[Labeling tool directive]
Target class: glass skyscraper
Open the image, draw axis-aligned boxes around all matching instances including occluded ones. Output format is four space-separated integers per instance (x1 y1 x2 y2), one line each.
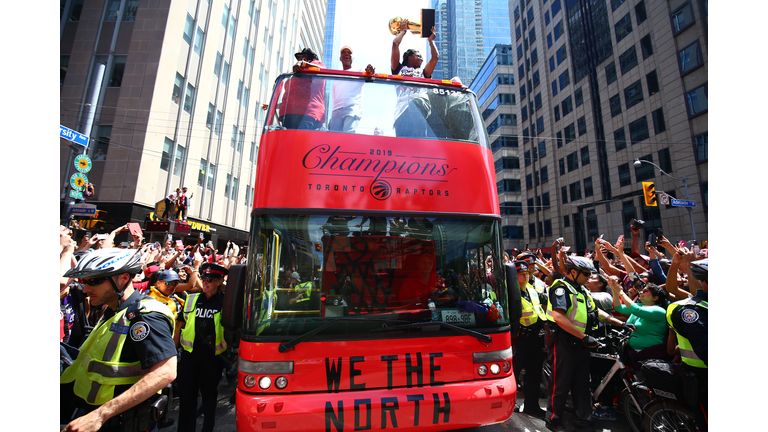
431 0 512 85
323 0 339 69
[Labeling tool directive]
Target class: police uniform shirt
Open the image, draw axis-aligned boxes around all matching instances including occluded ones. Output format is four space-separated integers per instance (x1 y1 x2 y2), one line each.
521 285 547 330
63 290 176 409
548 278 594 328
670 290 708 366
192 291 224 353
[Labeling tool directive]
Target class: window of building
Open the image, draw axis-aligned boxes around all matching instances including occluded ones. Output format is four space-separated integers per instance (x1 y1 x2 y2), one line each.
215 110 223 136
105 0 120 21
635 1 647 24
523 127 530 143
183 83 195 113
547 33 553 48
498 74 515 85
526 174 533 190
561 186 568 203
581 146 590 165
108 56 126 87
222 61 230 86
205 162 218 192
250 141 257 162
622 200 636 237
562 95 573 116
694 132 708 163
491 136 519 151
519 83 527 100
550 56 556 72
552 0 561 17
528 7 535 22
570 181 582 201
173 143 185 177
634 154 655 181
517 43 524 61
538 141 547 158
194 27 205 55
224 174 232 198
222 3 230 27
640 34 654 59
552 79 558 97
556 45 568 65
519 64 525 79
658 147 673 173
542 192 551 209
554 105 561 121
503 225 525 239
559 70 570 90
624 80 643 109
497 179 522 192
541 166 549 183
534 93 542 110
206 103 214 130
652 108 666 134
229 15 237 39
67 0 84 21
532 70 540 88
529 223 537 238
231 126 238 149
685 84 708 117
172 73 183 104
231 177 239 201
556 131 563 148
92 125 111 157
671 2 695 35
501 202 523 215
521 105 528 122
614 128 627 151
610 94 622 117
214 52 222 76
620 46 638 75
586 210 598 240
575 87 583 107
646 70 660 95
545 10 551 25
183 14 194 44
700 181 708 210
536 116 545 134
629 117 649 144
679 40 703 75
611 0 627 12
544 219 553 236
564 123 576 143
615 13 632 43
564 214 570 227
618 163 631 186
161 139 172 172
584 177 594 197
531 48 539 65
516 24 522 40
578 116 587 136
198 159 208 187
606 62 617 85
567 151 579 172
514 4 520 21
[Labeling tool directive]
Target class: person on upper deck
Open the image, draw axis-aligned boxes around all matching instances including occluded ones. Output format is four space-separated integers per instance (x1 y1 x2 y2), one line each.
329 45 375 134
278 48 326 130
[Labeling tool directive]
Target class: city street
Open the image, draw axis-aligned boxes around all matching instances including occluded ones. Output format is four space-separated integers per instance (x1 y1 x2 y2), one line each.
165 378 633 432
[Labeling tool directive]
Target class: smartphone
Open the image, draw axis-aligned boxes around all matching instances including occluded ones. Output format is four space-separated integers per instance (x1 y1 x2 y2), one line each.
648 233 657 248
120 242 130 248
86 231 92 238
153 242 161 249
176 240 184 249
126 222 143 238
199 232 205 240
678 240 687 248
693 245 701 255
167 234 173 241
96 233 108 240
618 234 625 243
599 234 604 239
561 246 571 252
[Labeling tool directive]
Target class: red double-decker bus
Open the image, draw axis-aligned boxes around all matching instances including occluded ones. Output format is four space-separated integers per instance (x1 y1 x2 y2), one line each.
223 66 523 432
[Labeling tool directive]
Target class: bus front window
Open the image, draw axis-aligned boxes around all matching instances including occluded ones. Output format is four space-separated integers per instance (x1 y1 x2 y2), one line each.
243 214 508 338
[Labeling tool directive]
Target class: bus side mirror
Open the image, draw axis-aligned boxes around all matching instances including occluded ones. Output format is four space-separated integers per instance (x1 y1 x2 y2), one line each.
504 263 522 335
222 264 247 347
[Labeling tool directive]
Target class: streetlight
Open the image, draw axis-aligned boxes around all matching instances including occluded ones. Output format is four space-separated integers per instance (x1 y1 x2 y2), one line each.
633 158 696 241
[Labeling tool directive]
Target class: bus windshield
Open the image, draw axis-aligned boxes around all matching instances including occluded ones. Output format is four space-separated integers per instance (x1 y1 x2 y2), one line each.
243 214 509 338
266 73 485 145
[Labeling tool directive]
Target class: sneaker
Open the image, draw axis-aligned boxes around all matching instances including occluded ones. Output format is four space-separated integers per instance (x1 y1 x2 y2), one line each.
592 407 617 421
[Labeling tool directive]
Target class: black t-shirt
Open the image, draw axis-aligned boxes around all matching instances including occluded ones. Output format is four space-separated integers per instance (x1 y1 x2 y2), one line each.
192 291 224 353
63 290 176 411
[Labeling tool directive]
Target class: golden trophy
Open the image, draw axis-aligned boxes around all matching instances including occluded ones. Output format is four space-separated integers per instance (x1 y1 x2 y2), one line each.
388 16 422 35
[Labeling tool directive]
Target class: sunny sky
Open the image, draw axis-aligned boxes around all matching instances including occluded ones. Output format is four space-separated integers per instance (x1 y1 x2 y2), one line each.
332 0 431 74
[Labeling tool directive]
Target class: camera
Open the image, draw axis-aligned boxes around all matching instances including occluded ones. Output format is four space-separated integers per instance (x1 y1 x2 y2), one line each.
630 218 645 230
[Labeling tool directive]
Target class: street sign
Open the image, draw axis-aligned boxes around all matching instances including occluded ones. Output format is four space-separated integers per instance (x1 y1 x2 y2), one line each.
75 154 92 173
60 125 90 148
659 193 670 205
671 199 696 207
71 203 97 216
69 190 84 200
70 173 88 191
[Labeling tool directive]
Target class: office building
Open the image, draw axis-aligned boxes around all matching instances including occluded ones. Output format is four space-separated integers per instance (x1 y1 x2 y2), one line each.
59 0 326 245
469 44 524 253
431 0 512 85
322 0 340 69
504 0 707 252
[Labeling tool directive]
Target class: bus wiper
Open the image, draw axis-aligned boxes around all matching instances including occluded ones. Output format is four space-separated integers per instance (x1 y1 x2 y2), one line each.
278 317 409 353
370 321 492 344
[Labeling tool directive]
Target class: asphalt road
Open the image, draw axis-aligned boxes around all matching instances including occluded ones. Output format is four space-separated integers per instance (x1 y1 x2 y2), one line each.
163 379 634 432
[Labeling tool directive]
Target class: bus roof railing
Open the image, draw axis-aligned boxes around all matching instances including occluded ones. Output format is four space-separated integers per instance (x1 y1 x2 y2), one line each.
290 66 468 89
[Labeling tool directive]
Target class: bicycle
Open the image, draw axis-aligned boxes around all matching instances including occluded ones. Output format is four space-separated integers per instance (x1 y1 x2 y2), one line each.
636 359 703 432
541 328 650 432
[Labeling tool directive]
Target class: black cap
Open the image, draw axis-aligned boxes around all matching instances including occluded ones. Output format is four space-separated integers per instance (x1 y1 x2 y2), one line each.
294 47 319 61
200 263 229 279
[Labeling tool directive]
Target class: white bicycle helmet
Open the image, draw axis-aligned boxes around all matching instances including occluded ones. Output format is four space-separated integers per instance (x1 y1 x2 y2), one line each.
690 258 707 282
63 248 143 279
563 255 596 273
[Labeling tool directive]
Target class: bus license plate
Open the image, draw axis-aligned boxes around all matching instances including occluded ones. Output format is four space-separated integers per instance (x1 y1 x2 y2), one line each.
441 309 475 326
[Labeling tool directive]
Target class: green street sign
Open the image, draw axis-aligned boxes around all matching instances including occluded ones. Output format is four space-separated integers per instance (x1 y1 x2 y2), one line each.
75 155 92 173
70 190 84 200
70 173 88 191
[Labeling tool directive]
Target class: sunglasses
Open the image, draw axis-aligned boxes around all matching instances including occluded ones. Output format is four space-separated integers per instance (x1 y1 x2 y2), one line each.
80 277 109 286
165 281 179 287
580 270 592 277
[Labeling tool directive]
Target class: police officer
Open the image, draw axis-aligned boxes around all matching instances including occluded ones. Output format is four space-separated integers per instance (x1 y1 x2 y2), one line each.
512 260 548 418
667 258 707 431
288 272 318 310
177 263 229 432
60 249 177 432
517 251 548 294
544 256 632 431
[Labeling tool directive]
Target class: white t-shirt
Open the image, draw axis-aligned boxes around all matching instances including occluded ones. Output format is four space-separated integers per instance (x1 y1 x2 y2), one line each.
332 67 365 117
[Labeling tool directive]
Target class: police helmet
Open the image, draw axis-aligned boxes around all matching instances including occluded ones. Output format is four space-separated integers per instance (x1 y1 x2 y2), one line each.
63 248 143 279
690 258 707 282
563 255 596 273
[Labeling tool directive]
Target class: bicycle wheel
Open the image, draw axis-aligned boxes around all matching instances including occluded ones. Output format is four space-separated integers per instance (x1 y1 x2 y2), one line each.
644 400 698 432
620 387 650 432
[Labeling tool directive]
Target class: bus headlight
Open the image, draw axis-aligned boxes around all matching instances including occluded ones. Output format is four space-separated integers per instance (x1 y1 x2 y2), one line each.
243 375 256 388
490 363 501 375
259 376 272 390
478 365 488 376
275 376 288 389
502 361 511 373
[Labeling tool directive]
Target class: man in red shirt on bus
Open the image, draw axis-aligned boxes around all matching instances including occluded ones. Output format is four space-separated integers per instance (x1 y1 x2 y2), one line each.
278 48 326 130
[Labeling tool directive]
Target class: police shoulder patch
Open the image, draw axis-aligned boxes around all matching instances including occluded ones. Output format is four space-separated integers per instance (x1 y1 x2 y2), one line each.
554 287 565 296
681 309 699 324
130 321 151 341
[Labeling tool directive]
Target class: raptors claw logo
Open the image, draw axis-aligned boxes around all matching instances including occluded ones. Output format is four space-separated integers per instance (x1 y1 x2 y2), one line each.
370 180 392 201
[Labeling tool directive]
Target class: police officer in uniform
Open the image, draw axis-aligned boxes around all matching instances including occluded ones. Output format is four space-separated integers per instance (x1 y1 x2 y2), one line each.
60 249 177 432
544 256 632 431
517 251 548 294
288 272 318 311
667 258 707 431
512 260 548 418
147 269 187 347
177 263 229 432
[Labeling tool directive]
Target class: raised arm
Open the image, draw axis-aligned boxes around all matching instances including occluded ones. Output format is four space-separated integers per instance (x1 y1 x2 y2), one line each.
595 238 623 276
666 248 691 300
391 19 409 72
645 242 667 284
423 27 439 79
630 224 642 256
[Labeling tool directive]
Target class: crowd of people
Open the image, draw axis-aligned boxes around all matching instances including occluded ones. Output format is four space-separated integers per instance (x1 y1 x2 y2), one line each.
59 224 246 432
507 222 708 432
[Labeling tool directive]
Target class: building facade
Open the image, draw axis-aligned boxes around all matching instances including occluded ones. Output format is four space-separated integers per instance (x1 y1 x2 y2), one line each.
431 0 512 85
468 44 524 253
322 0 339 69
60 0 326 245
505 0 707 252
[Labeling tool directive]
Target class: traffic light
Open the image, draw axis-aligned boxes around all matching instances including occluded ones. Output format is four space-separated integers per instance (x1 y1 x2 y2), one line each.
642 182 657 206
